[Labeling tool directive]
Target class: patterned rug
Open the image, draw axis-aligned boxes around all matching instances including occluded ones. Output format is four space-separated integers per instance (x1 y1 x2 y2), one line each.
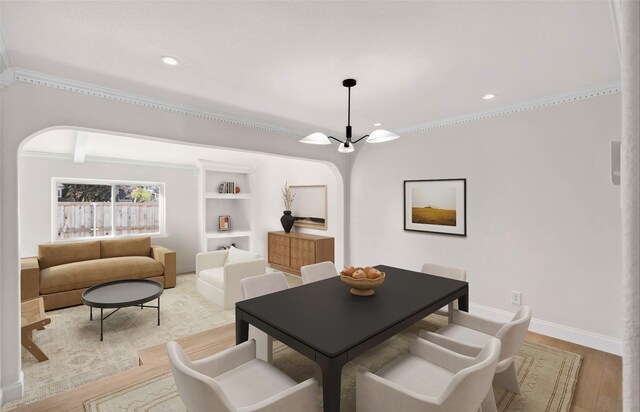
3 274 235 411
83 317 581 412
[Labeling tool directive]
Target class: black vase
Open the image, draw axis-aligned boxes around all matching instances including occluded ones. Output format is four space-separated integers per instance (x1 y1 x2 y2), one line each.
280 210 294 233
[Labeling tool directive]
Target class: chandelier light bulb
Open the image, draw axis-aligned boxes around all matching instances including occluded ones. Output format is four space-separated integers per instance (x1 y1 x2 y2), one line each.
338 142 354 153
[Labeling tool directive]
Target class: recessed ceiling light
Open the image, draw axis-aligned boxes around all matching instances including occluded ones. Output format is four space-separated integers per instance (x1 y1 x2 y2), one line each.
161 56 179 66
482 93 496 100
373 123 383 126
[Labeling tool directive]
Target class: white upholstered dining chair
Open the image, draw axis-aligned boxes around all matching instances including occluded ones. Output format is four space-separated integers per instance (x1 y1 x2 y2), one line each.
240 271 288 363
356 336 501 412
421 262 467 322
421 305 532 401
167 339 318 412
300 261 339 284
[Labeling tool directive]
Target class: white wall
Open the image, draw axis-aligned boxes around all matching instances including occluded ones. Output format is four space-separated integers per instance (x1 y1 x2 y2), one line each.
18 155 199 273
350 93 623 351
252 156 344 268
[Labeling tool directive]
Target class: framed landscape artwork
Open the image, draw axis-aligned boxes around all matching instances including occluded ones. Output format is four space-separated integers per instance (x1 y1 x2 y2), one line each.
404 179 466 236
290 185 327 230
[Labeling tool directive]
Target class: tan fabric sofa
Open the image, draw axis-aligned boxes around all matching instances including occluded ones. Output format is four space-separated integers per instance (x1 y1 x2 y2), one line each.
21 236 176 310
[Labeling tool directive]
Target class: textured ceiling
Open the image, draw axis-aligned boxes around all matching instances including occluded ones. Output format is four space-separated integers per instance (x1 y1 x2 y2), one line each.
1 1 620 136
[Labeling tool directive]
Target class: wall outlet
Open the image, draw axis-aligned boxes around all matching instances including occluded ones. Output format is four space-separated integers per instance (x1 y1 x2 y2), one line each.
511 291 522 305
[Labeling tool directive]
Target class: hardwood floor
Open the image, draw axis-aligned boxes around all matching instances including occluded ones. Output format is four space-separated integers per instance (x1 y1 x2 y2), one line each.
13 325 622 412
525 331 622 412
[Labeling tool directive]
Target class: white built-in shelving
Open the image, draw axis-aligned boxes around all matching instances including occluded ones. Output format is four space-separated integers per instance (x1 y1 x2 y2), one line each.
198 160 254 252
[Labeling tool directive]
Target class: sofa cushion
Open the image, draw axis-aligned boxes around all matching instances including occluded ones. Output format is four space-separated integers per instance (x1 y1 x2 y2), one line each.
40 256 165 294
100 236 151 258
38 241 101 270
199 267 225 289
225 246 260 266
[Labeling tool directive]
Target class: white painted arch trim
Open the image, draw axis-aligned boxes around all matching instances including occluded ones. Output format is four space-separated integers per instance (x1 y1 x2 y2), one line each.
470 303 622 356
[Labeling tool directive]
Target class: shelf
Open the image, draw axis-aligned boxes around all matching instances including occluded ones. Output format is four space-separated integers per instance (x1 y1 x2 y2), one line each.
206 230 252 239
205 192 252 200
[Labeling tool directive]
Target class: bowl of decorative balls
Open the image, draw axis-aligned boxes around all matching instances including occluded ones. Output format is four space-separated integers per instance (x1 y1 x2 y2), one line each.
339 266 385 296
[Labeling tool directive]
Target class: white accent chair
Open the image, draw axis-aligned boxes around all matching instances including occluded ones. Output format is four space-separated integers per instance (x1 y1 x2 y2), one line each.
196 246 266 310
167 339 318 412
356 336 501 412
300 261 339 284
240 271 288 363
421 305 532 399
421 263 467 322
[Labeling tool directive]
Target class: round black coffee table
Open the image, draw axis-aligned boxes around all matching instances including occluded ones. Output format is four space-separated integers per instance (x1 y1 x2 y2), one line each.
82 279 163 341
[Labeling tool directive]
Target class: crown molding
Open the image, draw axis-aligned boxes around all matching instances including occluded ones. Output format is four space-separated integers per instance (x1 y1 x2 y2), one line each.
3 67 621 138
20 150 198 172
8 68 306 138
396 83 622 136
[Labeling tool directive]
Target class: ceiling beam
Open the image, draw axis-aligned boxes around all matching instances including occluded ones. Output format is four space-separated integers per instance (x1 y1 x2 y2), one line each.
73 131 89 163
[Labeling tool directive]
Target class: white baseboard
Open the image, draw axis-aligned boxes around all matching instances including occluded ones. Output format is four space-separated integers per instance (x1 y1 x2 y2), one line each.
177 265 195 274
469 303 622 356
1 371 24 405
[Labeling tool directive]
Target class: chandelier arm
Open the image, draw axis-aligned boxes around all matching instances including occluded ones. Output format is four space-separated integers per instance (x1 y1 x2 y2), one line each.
351 135 370 144
327 136 345 144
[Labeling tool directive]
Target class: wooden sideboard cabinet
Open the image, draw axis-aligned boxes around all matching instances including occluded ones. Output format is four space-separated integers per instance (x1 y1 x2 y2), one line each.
268 231 335 275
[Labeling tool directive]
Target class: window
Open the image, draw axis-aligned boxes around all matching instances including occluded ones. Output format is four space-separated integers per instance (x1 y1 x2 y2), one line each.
55 179 164 241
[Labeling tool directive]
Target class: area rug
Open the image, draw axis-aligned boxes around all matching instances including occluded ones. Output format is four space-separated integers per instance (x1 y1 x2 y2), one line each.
83 317 581 412
2 274 236 411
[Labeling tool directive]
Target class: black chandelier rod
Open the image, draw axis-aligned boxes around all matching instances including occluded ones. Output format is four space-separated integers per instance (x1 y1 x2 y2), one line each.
347 85 351 128
325 79 369 147
327 79 369 147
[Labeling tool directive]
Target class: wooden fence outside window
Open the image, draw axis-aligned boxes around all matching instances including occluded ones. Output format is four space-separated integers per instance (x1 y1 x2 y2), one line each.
56 202 160 239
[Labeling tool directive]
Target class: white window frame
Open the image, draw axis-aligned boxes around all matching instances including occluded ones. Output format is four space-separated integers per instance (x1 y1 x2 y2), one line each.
52 177 166 243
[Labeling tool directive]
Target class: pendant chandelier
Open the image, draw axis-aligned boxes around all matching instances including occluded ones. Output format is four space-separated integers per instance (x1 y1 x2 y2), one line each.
299 79 400 153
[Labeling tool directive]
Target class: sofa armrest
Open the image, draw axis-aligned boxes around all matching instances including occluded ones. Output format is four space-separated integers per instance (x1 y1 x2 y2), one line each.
151 246 176 288
21 257 41 301
223 259 267 310
196 250 229 276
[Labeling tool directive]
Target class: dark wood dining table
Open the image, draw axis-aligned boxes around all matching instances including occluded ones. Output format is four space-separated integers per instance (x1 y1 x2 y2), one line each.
235 264 469 412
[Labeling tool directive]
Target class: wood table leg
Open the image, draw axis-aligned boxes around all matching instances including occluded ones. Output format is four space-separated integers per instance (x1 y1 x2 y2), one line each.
458 288 469 312
317 353 347 412
236 308 249 344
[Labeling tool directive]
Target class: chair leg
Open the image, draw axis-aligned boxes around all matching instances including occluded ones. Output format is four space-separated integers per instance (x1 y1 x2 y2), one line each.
493 362 521 394
21 332 48 362
480 387 497 412
447 302 454 323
